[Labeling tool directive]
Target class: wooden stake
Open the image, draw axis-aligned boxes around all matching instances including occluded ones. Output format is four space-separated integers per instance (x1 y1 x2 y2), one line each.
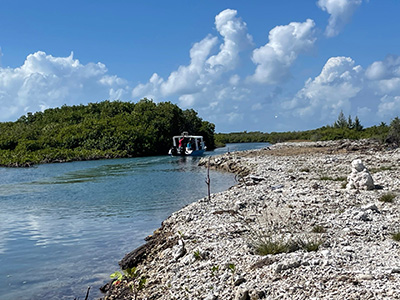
84 286 91 300
206 156 211 201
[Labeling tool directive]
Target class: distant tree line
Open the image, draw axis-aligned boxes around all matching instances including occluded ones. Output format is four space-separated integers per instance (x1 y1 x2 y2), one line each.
2 102 400 167
0 99 216 166
215 112 400 147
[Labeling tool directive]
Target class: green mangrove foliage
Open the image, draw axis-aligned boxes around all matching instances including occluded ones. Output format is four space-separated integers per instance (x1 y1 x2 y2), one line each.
0 99 216 166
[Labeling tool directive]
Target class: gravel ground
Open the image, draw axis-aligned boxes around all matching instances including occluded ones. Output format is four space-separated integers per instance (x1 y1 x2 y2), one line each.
101 139 400 300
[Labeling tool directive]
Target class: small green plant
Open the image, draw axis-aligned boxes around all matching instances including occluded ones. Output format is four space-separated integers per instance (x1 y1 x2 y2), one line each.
312 225 326 233
210 265 219 277
379 192 396 203
300 168 310 173
392 232 400 242
110 267 147 300
193 250 202 260
227 263 236 274
227 263 237 285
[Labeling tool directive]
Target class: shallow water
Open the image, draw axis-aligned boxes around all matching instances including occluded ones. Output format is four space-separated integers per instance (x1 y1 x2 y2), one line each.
0 143 269 299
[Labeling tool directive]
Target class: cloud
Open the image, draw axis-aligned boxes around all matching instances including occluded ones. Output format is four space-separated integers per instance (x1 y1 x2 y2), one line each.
249 19 316 84
160 35 219 96
132 9 252 104
284 54 400 128
132 73 164 100
378 95 400 118
317 0 363 37
206 9 253 72
285 56 363 120
0 51 130 121
365 55 400 95
364 55 400 118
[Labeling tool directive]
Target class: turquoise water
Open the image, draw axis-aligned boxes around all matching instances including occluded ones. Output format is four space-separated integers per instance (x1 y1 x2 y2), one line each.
0 143 269 299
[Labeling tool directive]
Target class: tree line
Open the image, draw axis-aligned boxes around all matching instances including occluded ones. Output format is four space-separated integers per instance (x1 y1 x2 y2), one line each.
0 99 215 166
215 112 400 147
1 103 399 167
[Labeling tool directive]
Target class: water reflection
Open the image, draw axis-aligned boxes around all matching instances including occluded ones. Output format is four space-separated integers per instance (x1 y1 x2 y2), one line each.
0 143 268 299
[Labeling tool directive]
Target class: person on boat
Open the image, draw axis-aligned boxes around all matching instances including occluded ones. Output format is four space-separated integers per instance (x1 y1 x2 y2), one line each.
178 137 186 155
178 137 184 148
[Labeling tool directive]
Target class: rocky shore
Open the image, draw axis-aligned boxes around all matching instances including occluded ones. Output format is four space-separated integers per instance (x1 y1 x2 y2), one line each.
101 139 400 299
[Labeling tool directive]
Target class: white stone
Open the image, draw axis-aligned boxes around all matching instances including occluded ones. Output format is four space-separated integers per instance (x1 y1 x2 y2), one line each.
346 159 375 190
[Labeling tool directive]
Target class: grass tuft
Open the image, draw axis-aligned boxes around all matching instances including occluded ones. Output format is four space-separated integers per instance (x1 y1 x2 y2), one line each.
379 192 396 203
370 166 393 173
254 239 299 256
392 232 400 242
254 236 323 255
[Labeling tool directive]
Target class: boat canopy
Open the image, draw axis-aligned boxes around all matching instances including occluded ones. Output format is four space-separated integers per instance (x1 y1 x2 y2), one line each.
169 132 206 155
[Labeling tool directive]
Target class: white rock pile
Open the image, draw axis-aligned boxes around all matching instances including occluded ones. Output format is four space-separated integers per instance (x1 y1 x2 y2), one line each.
346 159 375 190
101 140 400 300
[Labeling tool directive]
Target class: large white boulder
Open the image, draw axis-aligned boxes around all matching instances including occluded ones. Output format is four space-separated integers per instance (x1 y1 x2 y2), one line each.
346 159 375 190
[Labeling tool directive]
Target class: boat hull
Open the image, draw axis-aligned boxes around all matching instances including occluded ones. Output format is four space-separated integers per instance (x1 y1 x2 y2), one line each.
188 149 205 156
168 148 205 156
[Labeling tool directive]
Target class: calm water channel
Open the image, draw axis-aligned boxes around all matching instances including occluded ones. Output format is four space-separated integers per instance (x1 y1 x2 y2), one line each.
0 143 270 300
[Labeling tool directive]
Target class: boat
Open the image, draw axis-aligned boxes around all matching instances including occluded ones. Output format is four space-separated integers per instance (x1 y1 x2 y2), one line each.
168 132 206 156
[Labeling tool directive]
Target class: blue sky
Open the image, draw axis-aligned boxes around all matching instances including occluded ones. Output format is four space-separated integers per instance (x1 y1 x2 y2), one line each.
1 0 400 132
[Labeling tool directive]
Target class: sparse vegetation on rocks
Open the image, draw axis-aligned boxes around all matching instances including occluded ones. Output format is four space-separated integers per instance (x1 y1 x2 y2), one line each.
319 175 347 181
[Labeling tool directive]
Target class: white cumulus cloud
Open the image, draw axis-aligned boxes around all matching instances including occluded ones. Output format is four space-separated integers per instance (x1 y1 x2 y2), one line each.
365 55 400 118
0 51 130 121
206 9 253 72
160 35 218 96
285 56 363 120
249 19 316 84
378 95 400 118
317 0 363 37
365 55 400 95
284 54 400 128
132 8 252 106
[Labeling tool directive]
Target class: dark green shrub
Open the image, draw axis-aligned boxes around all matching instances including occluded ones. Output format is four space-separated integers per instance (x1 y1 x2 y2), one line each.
386 117 400 146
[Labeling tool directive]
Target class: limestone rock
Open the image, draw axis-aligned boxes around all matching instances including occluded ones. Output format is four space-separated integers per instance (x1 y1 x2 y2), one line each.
346 159 375 190
172 239 186 261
